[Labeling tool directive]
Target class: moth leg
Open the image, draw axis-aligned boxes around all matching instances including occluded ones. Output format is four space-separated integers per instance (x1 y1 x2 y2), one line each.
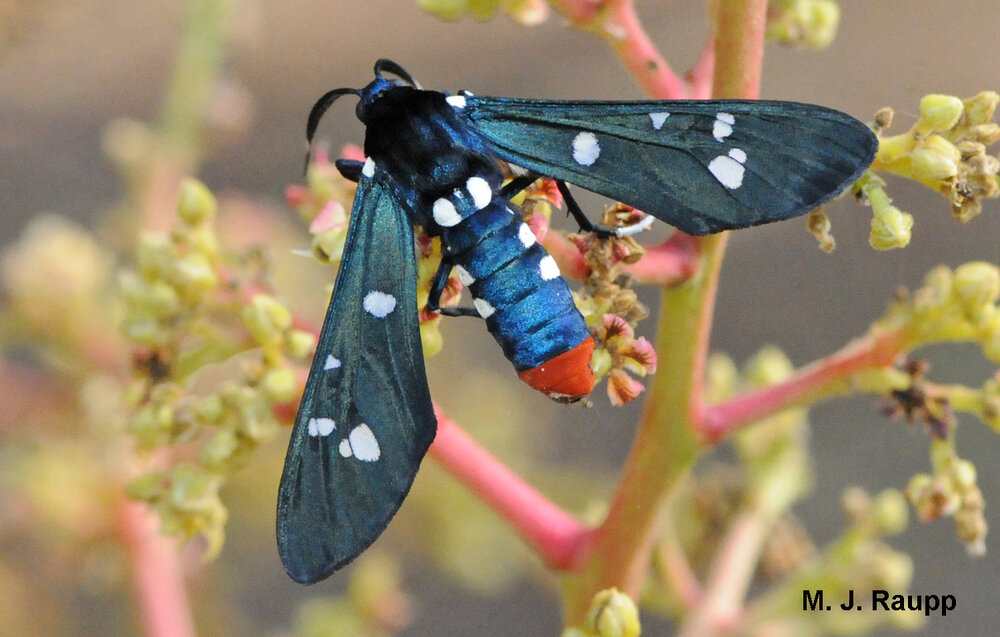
497 174 540 200
554 180 619 238
426 258 480 318
334 159 365 183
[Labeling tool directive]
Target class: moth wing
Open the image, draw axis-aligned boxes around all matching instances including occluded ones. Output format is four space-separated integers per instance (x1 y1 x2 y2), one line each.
277 171 436 584
461 97 877 235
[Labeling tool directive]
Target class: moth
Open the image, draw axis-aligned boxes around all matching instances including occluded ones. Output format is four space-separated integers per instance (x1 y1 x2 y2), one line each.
277 59 877 583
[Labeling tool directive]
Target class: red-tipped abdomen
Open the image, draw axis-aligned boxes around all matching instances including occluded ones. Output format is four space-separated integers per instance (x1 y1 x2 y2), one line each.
517 337 595 402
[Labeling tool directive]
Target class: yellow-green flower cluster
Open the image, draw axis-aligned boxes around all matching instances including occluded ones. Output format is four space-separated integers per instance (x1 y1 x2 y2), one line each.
907 440 987 556
120 179 220 349
765 0 841 49
880 262 1000 360
121 179 316 557
125 463 228 559
761 488 921 633
870 92 1000 246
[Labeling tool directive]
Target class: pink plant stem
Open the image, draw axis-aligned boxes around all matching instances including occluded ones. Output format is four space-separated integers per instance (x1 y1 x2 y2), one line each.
428 405 594 570
686 39 716 99
626 232 701 286
550 0 692 99
656 528 704 610
678 509 766 636
119 497 197 637
699 328 907 442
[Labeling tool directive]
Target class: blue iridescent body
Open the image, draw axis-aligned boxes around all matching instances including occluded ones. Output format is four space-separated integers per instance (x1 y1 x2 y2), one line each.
360 80 591 380
277 59 878 584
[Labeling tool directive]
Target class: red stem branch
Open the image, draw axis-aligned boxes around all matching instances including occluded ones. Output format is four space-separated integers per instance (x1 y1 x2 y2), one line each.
118 497 197 637
699 328 907 442
428 405 594 570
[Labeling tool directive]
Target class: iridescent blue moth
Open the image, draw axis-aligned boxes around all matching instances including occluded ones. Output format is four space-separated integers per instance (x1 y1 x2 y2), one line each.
277 59 877 583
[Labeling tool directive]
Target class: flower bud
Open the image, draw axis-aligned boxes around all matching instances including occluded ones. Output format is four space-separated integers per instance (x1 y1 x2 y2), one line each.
585 589 640 637
918 94 964 132
952 261 1000 321
910 135 960 182
177 178 217 225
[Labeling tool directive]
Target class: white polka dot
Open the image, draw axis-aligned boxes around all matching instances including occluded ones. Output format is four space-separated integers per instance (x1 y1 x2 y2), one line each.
572 131 600 166
539 255 560 280
473 298 496 319
728 147 747 163
518 223 536 248
446 95 466 109
708 154 745 189
361 157 376 178
454 264 475 286
348 424 380 461
324 355 341 370
308 417 336 437
363 290 396 318
649 112 670 130
713 112 735 141
466 176 492 210
432 197 462 227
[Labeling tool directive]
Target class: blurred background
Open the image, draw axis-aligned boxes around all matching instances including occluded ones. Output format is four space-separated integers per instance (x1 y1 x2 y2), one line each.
1 1 999 635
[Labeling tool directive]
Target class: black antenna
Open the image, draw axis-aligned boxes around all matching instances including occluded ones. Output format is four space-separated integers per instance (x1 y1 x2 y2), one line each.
304 87 359 174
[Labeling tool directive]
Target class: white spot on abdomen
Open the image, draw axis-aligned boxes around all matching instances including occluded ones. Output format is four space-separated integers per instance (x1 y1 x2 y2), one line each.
308 417 336 437
361 157 376 178
572 132 600 166
446 95 467 109
518 223 536 248
473 297 496 319
649 112 670 130
454 264 475 286
338 424 380 461
363 290 397 318
708 148 747 189
324 355 341 370
433 197 462 227
466 176 492 210
539 255 560 280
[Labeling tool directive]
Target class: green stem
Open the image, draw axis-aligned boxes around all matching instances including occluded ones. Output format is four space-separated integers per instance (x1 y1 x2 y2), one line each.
561 0 767 624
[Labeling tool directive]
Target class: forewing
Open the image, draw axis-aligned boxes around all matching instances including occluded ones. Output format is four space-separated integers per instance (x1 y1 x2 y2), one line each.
277 171 436 584
462 97 877 235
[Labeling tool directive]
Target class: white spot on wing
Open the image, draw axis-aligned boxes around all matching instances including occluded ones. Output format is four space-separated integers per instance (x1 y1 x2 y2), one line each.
432 197 462 227
539 255 560 280
473 297 496 319
347 424 380 461
649 112 670 130
713 112 735 141
308 417 336 437
572 132 600 166
338 439 352 457
446 94 467 109
454 264 475 285
728 147 747 163
466 176 492 210
361 157 376 178
324 355 341 370
363 290 396 318
708 153 746 189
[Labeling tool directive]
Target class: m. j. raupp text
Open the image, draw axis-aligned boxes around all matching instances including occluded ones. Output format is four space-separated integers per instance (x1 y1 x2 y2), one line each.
802 589 957 616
